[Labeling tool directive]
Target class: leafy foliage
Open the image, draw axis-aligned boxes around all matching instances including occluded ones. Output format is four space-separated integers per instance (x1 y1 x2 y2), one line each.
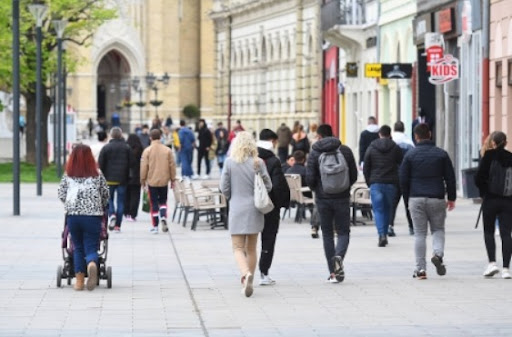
183 104 200 120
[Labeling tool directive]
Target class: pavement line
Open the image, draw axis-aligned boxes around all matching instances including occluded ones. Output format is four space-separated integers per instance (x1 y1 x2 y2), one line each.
167 231 209 337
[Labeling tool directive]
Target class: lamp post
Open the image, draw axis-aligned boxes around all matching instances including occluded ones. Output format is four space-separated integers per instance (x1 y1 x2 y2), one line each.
132 76 146 125
29 3 47 196
12 0 21 215
145 72 170 117
53 19 67 177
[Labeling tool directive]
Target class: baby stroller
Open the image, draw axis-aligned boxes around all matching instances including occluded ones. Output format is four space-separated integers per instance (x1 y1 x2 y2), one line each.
56 212 112 288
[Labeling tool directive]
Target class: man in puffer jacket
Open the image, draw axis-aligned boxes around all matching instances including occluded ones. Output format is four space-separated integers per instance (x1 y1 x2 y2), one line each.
306 124 358 284
363 125 403 247
98 127 135 232
359 116 380 167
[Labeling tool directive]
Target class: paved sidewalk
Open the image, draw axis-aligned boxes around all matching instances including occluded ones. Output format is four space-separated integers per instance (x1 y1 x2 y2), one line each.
1 183 512 337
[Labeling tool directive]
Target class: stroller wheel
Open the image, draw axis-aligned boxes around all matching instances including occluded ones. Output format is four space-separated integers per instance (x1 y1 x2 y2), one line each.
107 266 112 289
67 277 72 286
56 266 63 288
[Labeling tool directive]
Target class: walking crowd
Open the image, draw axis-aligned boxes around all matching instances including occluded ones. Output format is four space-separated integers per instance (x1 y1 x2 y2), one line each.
57 115 512 297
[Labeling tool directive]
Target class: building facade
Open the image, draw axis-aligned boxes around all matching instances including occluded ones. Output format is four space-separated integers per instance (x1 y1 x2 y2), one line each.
322 0 379 154
210 0 322 134
67 0 215 133
490 0 512 138
378 0 416 133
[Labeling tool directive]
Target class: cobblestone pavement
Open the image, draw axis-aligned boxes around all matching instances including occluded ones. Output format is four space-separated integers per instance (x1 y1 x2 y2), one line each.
1 183 511 337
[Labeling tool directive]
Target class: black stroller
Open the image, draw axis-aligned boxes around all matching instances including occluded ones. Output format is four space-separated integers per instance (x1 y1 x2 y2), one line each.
56 213 112 288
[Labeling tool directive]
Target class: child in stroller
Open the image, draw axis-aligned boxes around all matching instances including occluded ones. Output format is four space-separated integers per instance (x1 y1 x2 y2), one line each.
57 211 112 289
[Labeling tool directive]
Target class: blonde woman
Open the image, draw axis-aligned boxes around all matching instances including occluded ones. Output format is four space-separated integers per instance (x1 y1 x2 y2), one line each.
220 131 272 297
480 131 498 159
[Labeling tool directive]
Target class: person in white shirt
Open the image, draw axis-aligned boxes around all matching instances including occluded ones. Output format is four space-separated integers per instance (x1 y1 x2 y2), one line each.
90 131 108 163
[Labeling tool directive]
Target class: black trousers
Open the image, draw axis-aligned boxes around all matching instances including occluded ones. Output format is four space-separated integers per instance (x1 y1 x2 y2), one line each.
482 197 512 268
390 189 413 230
259 207 281 275
278 147 288 163
197 149 211 175
124 184 141 218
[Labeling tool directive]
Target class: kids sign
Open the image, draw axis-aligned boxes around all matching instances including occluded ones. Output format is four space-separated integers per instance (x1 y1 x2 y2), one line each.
428 54 459 85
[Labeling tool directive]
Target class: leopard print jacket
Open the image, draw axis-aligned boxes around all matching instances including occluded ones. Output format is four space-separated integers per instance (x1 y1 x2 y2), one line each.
58 174 110 216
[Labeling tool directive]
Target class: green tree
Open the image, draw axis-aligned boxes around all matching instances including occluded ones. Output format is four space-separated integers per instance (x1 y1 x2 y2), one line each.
0 0 116 165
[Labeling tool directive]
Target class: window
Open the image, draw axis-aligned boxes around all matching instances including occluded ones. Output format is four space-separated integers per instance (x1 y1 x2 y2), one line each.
496 61 502 88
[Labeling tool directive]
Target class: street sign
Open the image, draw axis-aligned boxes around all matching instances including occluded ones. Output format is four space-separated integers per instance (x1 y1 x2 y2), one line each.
428 54 459 85
365 63 381 78
381 63 413 79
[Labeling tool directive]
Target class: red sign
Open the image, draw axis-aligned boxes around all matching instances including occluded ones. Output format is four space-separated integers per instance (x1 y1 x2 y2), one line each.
426 46 444 72
438 8 453 33
428 54 459 85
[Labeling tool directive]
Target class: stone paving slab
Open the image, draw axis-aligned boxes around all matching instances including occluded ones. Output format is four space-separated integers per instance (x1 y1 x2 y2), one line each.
1 184 512 336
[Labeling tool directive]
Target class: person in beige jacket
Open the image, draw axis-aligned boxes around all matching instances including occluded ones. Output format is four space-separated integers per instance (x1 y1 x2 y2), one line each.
140 129 177 233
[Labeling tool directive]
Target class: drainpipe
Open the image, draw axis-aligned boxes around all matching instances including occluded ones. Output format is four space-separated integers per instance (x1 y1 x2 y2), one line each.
482 0 490 143
227 15 232 132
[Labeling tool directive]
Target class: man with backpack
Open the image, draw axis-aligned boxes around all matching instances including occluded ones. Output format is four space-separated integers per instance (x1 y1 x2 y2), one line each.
257 129 291 285
363 125 403 247
306 124 358 283
400 123 456 280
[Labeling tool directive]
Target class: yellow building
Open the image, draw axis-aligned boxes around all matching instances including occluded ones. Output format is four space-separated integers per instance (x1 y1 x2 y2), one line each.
67 0 215 133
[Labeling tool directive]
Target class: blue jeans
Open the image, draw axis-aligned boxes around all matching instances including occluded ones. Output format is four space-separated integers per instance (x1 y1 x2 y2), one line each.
316 198 351 274
108 185 126 226
370 183 397 236
148 186 168 227
180 149 194 177
67 215 101 274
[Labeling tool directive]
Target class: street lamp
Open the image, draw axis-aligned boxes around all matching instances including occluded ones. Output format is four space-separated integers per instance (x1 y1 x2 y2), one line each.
132 76 146 125
12 0 21 215
145 72 170 117
29 3 47 196
53 19 67 177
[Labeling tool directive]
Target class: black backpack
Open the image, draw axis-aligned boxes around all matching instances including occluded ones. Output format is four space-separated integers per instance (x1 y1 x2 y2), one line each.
488 160 512 196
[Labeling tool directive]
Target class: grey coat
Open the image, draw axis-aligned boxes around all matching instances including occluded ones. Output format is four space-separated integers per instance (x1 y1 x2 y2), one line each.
220 157 272 235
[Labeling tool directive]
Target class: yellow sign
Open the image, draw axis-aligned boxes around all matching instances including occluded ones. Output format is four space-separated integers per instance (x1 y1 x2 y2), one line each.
365 63 382 78
379 78 388 85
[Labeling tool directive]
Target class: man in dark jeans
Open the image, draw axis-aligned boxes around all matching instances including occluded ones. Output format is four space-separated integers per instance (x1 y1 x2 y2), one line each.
306 124 357 283
98 127 134 232
197 119 212 179
257 129 290 286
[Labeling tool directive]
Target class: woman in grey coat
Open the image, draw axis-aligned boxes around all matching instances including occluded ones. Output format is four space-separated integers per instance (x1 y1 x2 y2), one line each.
220 131 272 297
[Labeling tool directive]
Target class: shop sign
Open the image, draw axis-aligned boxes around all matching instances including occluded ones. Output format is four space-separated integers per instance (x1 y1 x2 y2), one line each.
427 46 444 72
438 8 453 33
346 63 358 77
381 63 413 79
365 63 381 78
428 54 459 85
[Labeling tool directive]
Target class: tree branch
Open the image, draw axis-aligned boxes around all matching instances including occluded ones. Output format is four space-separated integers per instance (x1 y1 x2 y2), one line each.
64 34 94 47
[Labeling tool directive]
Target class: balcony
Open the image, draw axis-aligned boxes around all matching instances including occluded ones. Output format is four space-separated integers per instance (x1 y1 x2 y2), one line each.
321 0 367 31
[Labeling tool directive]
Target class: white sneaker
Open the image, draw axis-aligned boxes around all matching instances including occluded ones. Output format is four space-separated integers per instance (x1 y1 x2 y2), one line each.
191 175 199 180
502 268 512 279
202 175 210 180
150 227 158 234
160 218 168 232
108 216 116 231
483 263 499 277
326 276 339 284
259 274 276 286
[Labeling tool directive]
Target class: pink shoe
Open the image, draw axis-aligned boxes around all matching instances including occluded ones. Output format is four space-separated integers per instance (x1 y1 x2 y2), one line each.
125 215 134 222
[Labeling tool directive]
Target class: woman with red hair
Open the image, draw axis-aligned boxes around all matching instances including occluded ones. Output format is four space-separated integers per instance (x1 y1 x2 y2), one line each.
58 144 109 291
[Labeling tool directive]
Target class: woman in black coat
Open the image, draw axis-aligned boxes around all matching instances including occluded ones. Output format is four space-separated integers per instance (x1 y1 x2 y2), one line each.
475 131 512 279
124 134 144 221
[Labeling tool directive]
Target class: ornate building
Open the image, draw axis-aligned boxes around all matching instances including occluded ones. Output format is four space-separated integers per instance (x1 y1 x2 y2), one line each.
67 0 215 132
210 0 322 134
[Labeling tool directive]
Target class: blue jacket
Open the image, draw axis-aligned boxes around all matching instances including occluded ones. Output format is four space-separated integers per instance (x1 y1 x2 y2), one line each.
178 127 196 152
399 140 456 201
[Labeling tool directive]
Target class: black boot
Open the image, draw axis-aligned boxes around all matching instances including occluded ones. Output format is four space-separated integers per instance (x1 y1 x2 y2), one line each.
388 226 396 237
378 235 386 247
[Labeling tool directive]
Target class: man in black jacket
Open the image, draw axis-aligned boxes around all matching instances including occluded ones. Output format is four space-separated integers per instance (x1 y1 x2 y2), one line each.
363 125 403 247
197 119 212 179
257 129 290 286
306 124 358 283
98 127 134 232
359 116 380 167
400 123 456 280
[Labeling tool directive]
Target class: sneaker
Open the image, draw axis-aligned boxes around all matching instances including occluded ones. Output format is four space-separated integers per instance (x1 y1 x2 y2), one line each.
326 275 339 283
259 274 276 286
125 215 134 222
202 175 210 180
161 218 168 232
483 263 499 277
242 273 254 297
108 216 116 231
113 226 121 233
431 255 446 276
388 226 396 237
332 256 345 282
311 227 319 239
413 269 427 280
192 175 199 180
150 226 158 234
502 268 511 279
